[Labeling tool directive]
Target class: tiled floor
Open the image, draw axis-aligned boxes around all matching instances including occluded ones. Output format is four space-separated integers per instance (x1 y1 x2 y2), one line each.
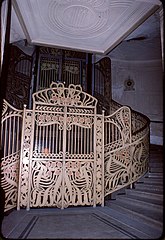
2 206 135 239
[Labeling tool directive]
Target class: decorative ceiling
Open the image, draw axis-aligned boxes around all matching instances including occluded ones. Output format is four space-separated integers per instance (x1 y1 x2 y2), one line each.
10 0 163 59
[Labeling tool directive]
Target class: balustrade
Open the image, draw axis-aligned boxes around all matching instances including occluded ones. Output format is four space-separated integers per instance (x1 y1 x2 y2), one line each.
1 84 150 211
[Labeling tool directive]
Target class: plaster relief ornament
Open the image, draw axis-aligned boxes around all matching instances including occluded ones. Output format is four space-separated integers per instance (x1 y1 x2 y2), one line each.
45 0 113 38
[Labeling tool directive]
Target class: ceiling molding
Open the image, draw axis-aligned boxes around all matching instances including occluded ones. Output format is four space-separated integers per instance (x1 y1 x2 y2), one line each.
103 2 160 54
9 0 162 60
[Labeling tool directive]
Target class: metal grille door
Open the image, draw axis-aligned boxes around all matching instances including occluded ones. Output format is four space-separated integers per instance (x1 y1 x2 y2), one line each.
17 83 104 209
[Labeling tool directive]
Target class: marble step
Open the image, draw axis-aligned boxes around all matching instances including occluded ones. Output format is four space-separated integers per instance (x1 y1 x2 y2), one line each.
101 206 161 239
123 194 163 206
105 200 163 235
116 194 163 211
125 188 163 204
149 167 163 173
134 182 163 193
133 186 163 195
112 196 163 222
147 172 163 178
137 177 163 185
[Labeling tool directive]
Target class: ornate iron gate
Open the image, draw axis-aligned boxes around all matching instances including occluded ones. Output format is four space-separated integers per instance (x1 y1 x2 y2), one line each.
17 83 104 210
1 83 149 212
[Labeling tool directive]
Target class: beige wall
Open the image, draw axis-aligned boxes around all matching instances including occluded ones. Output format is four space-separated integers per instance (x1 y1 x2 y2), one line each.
111 58 163 145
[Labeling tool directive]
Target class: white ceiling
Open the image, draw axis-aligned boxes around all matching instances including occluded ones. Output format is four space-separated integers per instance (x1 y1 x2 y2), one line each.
10 0 163 60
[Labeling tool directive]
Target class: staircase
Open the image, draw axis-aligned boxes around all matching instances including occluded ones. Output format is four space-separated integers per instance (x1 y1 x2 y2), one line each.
105 144 164 239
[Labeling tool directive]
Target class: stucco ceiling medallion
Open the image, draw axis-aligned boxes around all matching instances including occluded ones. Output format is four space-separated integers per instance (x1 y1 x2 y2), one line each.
11 0 162 56
46 0 112 38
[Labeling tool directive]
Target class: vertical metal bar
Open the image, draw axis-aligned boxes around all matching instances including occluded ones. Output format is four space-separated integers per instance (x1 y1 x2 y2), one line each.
55 124 58 153
59 55 62 82
74 125 76 154
35 121 38 152
12 114 16 154
16 116 20 152
84 127 86 154
42 125 45 152
17 104 26 210
101 111 105 207
92 54 95 96
80 127 83 154
104 121 106 146
129 108 133 189
68 124 70 153
68 64 70 85
52 123 55 153
61 106 67 209
38 125 42 152
4 117 7 157
71 125 74 154
116 125 117 143
8 115 11 155
26 107 35 210
45 124 48 150
59 123 62 152
110 123 112 143
93 109 96 207
90 124 93 153
80 60 82 86
77 126 80 154
49 124 52 153
87 127 89 154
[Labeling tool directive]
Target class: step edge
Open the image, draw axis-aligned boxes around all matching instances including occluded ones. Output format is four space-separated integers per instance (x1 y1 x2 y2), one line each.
99 208 156 239
102 206 162 238
125 189 163 197
116 195 163 206
105 201 163 229
114 197 163 212
124 192 163 203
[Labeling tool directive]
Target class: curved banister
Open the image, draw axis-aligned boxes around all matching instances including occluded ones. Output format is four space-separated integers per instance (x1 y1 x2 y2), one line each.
104 99 150 197
111 99 150 136
131 109 150 135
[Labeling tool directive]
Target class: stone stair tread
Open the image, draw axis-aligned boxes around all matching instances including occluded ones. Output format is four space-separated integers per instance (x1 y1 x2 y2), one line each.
139 180 163 186
149 168 163 173
136 186 163 194
135 183 163 192
139 175 163 180
125 188 163 200
105 200 163 230
116 195 163 211
133 187 163 195
124 191 163 205
142 176 163 181
111 198 163 221
137 179 163 185
103 144 162 238
148 172 163 178
101 206 162 239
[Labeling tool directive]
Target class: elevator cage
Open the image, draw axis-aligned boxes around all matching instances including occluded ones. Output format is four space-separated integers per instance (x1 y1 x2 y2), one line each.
1 83 150 211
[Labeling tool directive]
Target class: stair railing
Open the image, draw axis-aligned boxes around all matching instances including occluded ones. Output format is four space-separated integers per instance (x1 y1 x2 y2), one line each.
1 91 150 210
104 99 150 196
